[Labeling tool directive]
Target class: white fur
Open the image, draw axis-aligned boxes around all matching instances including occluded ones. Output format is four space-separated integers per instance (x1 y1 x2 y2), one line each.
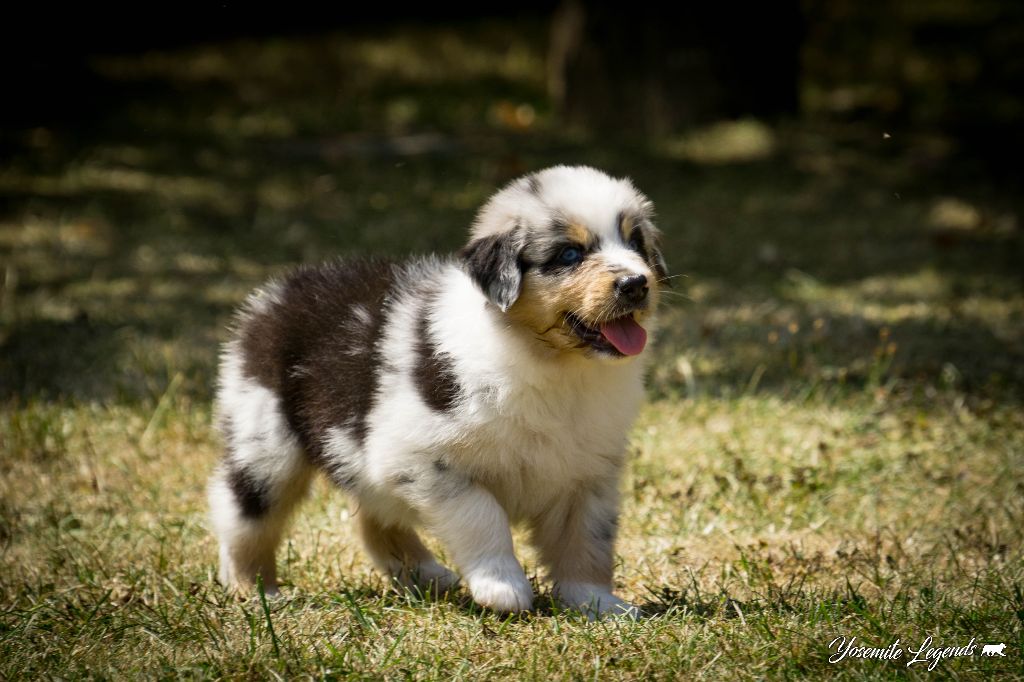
472 165 653 244
242 279 286 316
598 243 651 275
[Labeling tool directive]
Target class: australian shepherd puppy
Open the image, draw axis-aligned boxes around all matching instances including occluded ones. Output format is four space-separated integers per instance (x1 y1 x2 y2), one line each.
208 165 668 617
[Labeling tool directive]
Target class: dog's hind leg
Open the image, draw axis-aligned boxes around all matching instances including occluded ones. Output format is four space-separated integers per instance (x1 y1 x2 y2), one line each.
356 513 459 595
208 365 313 596
208 446 312 596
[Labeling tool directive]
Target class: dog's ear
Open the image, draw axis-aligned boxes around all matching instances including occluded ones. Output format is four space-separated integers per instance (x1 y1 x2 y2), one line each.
460 228 525 312
650 243 670 287
646 226 671 288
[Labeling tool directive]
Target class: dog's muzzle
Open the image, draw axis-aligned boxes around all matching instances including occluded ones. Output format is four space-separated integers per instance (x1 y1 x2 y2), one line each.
564 273 651 357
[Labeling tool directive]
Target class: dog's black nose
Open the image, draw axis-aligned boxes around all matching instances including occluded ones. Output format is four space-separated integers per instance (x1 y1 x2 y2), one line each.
615 274 648 304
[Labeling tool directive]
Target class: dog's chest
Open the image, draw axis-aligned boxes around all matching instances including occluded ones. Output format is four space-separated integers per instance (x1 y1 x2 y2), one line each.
449 368 642 509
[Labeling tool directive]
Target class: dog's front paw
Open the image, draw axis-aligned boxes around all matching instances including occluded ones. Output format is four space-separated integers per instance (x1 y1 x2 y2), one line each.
555 582 638 620
466 565 534 613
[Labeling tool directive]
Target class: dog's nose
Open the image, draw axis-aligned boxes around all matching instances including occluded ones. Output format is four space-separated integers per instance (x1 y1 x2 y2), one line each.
614 274 648 304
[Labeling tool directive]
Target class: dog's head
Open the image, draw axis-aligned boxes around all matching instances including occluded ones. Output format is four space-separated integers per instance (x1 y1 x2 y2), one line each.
461 166 668 359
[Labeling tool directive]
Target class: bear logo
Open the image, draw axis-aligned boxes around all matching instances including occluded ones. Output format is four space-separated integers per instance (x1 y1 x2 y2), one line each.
982 643 1007 657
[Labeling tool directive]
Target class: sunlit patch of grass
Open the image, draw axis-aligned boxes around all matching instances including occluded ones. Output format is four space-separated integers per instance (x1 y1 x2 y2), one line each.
662 119 777 164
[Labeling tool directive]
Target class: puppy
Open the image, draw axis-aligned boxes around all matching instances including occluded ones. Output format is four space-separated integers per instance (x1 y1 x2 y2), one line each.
208 165 668 617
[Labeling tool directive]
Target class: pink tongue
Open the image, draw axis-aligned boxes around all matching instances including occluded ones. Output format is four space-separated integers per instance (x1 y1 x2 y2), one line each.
600 316 648 356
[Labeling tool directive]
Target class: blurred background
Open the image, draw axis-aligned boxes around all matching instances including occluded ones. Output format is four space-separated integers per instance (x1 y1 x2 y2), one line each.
1 1 1022 406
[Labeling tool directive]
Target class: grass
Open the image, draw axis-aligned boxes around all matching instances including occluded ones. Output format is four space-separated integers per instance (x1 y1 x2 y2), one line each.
2 19 1023 680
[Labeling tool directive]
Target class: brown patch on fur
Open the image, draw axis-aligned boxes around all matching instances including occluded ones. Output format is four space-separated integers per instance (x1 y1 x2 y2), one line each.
566 222 596 248
619 214 634 242
508 254 658 353
413 306 462 412
237 259 397 456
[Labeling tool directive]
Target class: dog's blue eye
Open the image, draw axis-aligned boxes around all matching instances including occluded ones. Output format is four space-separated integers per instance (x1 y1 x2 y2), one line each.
558 247 583 265
628 238 640 251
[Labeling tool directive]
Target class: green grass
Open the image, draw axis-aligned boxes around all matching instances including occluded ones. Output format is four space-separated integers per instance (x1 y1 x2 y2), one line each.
2 20 1023 680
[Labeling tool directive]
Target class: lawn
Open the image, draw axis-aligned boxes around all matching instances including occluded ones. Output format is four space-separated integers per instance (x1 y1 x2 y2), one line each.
1 20 1022 680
